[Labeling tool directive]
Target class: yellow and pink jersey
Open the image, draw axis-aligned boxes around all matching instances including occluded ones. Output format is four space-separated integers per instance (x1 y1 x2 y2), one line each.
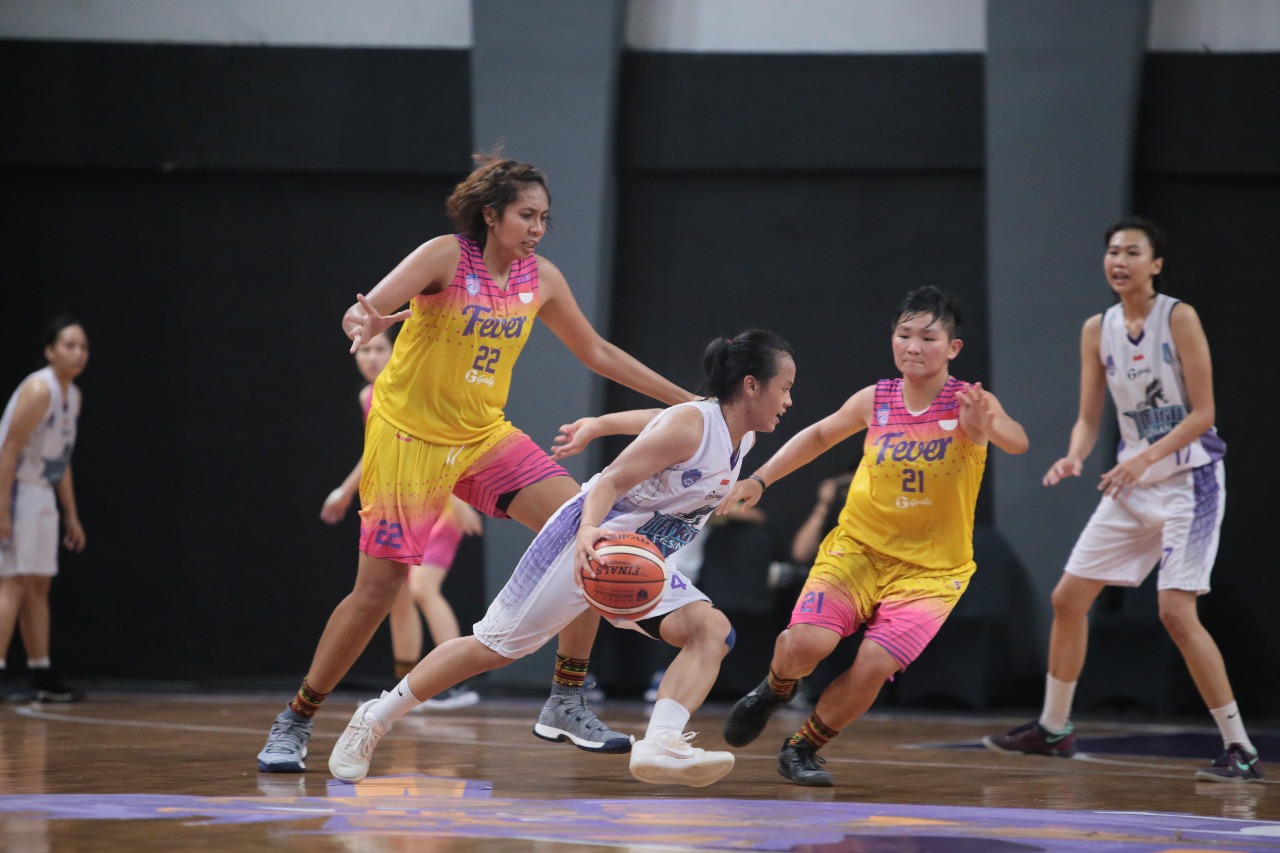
372 234 540 445
839 377 987 569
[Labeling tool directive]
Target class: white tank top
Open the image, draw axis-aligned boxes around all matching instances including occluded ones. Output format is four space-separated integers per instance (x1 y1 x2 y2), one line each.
0 366 81 486
587 399 755 558
1099 293 1225 483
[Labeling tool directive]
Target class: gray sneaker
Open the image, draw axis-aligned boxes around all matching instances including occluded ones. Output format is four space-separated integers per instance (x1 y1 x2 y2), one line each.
257 708 313 773
532 688 632 753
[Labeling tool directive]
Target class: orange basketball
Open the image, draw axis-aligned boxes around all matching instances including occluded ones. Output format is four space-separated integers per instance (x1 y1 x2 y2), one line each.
581 532 668 618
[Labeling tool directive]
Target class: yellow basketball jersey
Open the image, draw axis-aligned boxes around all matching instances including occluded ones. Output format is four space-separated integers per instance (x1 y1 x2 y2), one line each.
372 235 540 444
838 377 987 569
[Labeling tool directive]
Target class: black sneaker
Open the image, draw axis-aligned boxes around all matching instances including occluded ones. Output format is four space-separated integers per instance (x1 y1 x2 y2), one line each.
723 678 793 747
778 738 834 787
982 720 1076 758
1195 744 1265 783
30 669 84 703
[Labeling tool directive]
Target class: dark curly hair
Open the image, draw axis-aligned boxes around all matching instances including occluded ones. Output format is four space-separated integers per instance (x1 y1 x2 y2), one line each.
445 152 551 248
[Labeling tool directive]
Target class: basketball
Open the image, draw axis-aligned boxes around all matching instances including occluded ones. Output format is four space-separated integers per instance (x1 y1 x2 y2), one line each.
581 532 668 618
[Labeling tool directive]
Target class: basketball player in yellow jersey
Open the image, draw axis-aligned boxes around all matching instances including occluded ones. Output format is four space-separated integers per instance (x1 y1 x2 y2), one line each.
258 155 694 774
717 286 1029 786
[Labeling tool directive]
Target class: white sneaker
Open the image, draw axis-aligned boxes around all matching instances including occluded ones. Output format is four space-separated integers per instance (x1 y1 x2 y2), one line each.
328 698 388 783
629 731 735 787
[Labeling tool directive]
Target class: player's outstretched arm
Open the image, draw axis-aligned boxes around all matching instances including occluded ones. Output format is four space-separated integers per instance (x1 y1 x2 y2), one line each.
551 409 664 460
342 235 458 351
719 387 873 515
536 260 695 407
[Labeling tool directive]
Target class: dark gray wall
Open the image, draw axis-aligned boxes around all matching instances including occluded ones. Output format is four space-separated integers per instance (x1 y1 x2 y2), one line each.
985 0 1151 665
470 0 626 688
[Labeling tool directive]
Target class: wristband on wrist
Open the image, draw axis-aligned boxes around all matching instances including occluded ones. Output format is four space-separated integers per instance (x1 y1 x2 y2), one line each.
747 474 767 491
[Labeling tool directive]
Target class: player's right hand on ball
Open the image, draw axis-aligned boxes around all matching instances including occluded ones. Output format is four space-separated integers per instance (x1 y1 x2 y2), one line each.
573 524 604 586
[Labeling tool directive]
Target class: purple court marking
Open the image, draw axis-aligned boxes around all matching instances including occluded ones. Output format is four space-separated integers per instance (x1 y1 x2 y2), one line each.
1 777 1277 851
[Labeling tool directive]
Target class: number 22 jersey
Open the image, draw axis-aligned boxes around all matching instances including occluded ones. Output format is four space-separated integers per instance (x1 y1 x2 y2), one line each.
372 234 540 445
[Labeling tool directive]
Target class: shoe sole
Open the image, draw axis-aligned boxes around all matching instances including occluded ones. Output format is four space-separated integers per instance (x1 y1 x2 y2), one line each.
631 753 735 787
257 745 307 774
778 765 835 787
980 736 1076 758
532 723 633 754
35 692 80 703
1194 770 1264 783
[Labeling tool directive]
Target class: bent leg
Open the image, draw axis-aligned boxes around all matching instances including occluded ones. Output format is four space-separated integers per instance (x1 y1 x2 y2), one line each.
811 638 900 731
652 603 733 714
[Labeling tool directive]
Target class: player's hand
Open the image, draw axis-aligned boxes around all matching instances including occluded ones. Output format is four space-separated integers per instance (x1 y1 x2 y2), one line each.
716 477 763 516
62 516 86 552
0 512 12 544
957 381 994 435
551 417 600 461
451 499 485 536
1099 455 1151 500
320 488 352 525
344 293 412 354
1043 456 1083 487
573 524 604 587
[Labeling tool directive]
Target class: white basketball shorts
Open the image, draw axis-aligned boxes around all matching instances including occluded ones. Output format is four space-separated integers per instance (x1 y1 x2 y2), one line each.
1064 461 1224 594
0 481 60 578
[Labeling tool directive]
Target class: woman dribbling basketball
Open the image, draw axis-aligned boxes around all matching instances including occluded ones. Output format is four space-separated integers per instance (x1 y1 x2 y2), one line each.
329 330 796 788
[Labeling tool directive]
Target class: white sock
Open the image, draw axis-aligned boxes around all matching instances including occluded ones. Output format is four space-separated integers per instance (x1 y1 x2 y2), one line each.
1039 674 1076 734
1210 701 1255 754
368 677 425 728
27 657 51 670
645 698 691 741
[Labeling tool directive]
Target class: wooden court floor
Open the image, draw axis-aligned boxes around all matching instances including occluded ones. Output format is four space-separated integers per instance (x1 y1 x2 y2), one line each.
0 692 1275 852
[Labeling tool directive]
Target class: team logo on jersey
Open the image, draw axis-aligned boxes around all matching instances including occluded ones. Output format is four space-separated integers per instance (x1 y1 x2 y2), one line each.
681 469 704 488
466 274 481 296
1105 355 1116 376
637 506 715 556
1162 342 1173 364
876 404 891 426
519 292 534 304
939 419 958 431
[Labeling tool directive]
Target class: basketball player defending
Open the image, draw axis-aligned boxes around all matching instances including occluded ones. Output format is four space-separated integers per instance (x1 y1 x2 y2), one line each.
719 286 1029 786
984 218 1263 783
257 155 694 773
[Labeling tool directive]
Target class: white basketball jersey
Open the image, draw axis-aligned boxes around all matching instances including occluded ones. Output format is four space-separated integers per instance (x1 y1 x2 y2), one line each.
0 367 80 486
1099 293 1224 483
586 399 755 558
